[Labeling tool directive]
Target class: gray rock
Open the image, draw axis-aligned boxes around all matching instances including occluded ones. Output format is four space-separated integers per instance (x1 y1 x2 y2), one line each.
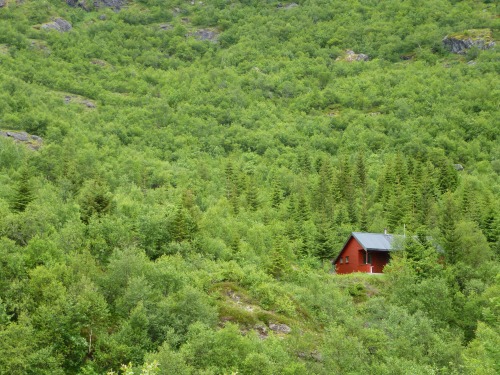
42 18 72 32
337 50 369 62
0 0 6 8
30 135 43 142
269 323 291 334
66 0 125 11
192 29 218 42
453 164 464 171
99 14 107 20
254 324 268 339
64 95 97 108
83 100 96 108
310 350 323 362
0 131 43 150
443 31 495 54
277 2 298 9
159 23 173 30
6 131 29 141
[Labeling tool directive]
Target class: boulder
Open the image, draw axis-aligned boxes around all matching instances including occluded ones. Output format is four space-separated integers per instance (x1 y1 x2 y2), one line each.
269 323 291 334
41 18 72 32
63 95 97 108
336 50 369 62
66 0 125 11
254 324 268 339
6 131 29 141
0 131 43 150
159 23 173 31
443 29 495 54
453 164 464 171
191 29 218 42
0 0 6 8
277 2 298 9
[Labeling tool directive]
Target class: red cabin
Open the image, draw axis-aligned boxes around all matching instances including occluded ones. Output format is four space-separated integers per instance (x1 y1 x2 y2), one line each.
333 232 395 274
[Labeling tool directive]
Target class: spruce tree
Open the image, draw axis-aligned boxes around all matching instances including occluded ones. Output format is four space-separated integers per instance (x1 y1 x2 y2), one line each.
314 159 334 216
271 180 282 209
171 206 188 243
268 237 290 279
315 223 334 259
355 151 367 192
246 177 258 211
78 179 113 224
11 168 34 212
439 193 461 264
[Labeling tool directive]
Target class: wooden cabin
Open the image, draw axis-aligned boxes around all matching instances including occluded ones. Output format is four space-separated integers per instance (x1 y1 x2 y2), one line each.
333 232 395 274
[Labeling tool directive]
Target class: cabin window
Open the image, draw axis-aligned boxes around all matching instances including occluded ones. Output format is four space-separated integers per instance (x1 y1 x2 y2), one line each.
339 257 343 264
365 253 372 264
345 256 349 264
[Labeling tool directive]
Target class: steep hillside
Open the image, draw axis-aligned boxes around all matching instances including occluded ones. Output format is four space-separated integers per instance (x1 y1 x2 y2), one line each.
0 0 499 373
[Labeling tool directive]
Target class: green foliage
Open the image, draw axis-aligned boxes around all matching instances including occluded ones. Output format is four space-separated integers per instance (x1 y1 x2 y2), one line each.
10 167 34 212
0 0 498 373
78 179 113 225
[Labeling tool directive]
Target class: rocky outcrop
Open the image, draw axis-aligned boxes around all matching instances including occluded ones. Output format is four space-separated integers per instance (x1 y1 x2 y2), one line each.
443 29 495 54
0 131 43 150
66 0 126 11
0 0 6 8
191 29 219 42
269 323 291 334
159 23 173 31
277 2 298 9
336 50 369 62
41 18 72 32
64 95 97 108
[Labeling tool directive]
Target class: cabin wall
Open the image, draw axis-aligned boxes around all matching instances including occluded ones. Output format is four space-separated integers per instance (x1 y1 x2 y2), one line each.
370 252 390 273
335 237 363 274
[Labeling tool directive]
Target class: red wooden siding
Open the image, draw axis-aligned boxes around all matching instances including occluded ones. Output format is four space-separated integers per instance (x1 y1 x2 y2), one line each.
370 252 390 273
335 237 364 274
334 236 391 274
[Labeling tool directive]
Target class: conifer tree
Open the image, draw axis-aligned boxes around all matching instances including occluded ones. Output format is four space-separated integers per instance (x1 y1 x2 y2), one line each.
246 177 258 211
298 150 311 174
11 168 34 212
315 223 335 259
171 204 198 243
225 162 236 200
393 152 408 186
387 182 405 232
439 193 461 264
296 196 310 223
268 237 290 279
78 179 113 224
225 162 240 214
171 206 188 243
271 180 282 209
436 157 458 193
359 195 369 231
355 151 367 192
314 159 334 216
338 155 354 201
230 235 240 253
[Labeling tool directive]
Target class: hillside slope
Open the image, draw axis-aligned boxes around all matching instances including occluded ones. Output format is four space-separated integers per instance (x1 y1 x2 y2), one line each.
0 0 499 373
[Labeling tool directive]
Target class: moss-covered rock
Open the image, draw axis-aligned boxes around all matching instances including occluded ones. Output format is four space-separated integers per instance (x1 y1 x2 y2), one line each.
443 29 495 54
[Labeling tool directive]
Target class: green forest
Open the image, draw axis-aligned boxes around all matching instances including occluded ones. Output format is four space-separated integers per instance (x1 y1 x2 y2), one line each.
0 0 499 373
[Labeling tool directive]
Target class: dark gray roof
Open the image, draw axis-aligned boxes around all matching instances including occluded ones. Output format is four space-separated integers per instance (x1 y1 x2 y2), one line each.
352 232 394 251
